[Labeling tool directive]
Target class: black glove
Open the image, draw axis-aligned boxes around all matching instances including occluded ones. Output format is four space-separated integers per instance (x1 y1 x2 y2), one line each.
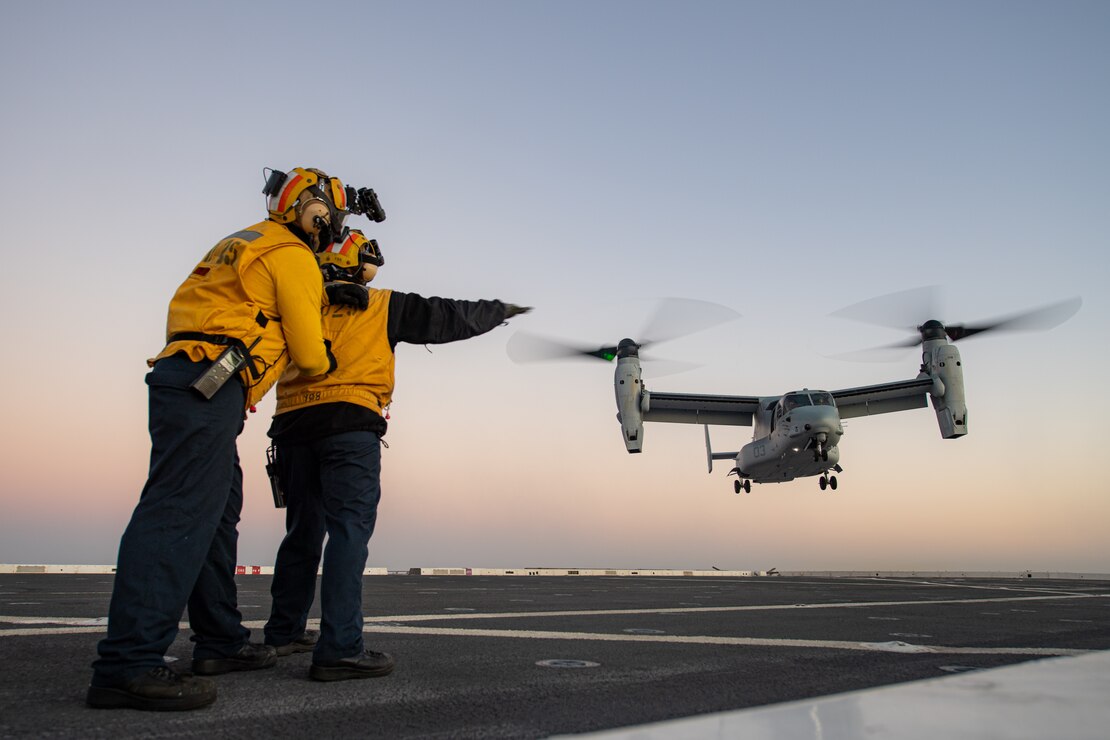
504 304 532 319
324 339 338 373
325 282 369 310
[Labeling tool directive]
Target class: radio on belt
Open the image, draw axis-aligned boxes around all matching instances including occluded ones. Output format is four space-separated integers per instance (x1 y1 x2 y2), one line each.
189 344 248 400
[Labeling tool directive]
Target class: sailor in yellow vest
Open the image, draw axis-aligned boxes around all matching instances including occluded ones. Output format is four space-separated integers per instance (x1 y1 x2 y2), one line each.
262 229 529 681
88 168 373 711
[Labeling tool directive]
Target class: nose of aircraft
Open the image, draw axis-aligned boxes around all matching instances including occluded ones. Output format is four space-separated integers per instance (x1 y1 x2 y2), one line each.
790 405 842 436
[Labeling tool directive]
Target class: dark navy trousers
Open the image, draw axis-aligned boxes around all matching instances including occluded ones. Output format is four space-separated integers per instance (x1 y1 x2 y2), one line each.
264 431 381 662
92 354 250 685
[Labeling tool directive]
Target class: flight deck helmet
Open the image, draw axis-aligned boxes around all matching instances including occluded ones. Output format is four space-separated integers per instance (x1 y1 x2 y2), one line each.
318 228 384 282
263 167 349 249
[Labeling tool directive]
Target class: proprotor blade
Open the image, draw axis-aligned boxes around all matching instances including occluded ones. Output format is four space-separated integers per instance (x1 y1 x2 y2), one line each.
830 286 941 334
506 298 739 366
943 296 1082 341
638 297 741 347
830 290 1082 360
506 332 619 363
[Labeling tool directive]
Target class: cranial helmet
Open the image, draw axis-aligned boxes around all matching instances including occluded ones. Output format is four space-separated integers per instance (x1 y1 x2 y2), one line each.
318 228 384 282
263 167 349 249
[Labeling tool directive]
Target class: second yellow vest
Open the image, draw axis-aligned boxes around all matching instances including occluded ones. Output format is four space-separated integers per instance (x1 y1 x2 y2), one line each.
276 288 395 415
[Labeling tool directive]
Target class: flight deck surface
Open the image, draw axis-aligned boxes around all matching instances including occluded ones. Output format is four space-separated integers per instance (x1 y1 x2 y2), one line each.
1 574 1108 738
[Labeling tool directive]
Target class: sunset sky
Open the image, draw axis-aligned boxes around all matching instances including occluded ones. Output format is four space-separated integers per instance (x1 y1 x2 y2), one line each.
1 1 1107 573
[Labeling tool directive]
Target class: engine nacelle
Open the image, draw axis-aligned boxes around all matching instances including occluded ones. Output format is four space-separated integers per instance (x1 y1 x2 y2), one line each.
923 339 968 439
615 354 644 453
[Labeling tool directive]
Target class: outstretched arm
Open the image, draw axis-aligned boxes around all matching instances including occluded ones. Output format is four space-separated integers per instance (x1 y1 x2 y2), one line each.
387 292 530 348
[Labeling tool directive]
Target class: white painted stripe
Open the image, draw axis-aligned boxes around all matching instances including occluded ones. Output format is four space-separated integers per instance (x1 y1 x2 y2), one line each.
1 591 1102 653
0 619 1087 656
299 593 1102 624
351 624 1088 657
863 577 1103 597
1 627 107 637
0 592 1098 631
0 616 108 625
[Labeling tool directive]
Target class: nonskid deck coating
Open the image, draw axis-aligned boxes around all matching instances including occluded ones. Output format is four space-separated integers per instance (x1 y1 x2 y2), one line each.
1 574 1108 738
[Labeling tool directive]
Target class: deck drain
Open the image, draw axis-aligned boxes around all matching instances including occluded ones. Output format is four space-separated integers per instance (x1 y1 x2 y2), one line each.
623 628 666 635
536 659 600 669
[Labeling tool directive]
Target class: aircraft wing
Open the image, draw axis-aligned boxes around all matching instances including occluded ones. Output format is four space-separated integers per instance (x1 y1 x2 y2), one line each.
831 377 934 419
642 391 759 427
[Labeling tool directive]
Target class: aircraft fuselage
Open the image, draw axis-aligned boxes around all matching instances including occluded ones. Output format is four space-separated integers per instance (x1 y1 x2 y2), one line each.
737 393 843 483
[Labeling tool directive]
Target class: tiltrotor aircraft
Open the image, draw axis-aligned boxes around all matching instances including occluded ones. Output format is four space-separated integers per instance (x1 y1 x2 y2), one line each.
508 291 1081 493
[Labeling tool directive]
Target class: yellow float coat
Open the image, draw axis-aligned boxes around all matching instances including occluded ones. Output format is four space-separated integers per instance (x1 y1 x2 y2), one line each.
276 288 395 415
150 220 331 408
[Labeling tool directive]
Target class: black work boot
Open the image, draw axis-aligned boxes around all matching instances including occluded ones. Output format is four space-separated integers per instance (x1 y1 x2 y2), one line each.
271 629 320 657
192 642 277 676
86 665 217 711
309 650 395 682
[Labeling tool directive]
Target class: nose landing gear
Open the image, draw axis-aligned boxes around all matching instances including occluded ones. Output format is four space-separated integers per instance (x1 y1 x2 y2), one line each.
818 474 838 491
732 478 752 494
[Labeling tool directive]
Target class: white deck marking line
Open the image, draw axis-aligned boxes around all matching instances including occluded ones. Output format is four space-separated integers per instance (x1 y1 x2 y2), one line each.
0 617 190 637
328 593 1106 624
0 616 110 626
0 621 1090 657
0 627 107 637
0 592 1102 641
0 592 1100 630
860 578 1104 598
351 624 1091 657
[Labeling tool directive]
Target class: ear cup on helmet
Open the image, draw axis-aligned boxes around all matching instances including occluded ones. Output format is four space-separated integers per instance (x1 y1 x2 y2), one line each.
296 198 331 237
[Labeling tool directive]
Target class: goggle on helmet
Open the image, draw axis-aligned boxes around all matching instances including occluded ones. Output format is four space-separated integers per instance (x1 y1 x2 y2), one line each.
318 228 384 280
263 166 349 230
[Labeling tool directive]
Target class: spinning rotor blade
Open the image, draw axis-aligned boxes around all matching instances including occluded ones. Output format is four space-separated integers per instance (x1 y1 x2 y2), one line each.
505 332 691 369
506 332 623 363
830 286 941 333
637 297 742 347
506 297 739 369
829 288 1082 358
940 296 1082 341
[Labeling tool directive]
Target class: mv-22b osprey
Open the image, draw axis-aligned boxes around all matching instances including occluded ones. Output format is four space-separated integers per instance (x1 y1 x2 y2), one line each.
509 293 1080 493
